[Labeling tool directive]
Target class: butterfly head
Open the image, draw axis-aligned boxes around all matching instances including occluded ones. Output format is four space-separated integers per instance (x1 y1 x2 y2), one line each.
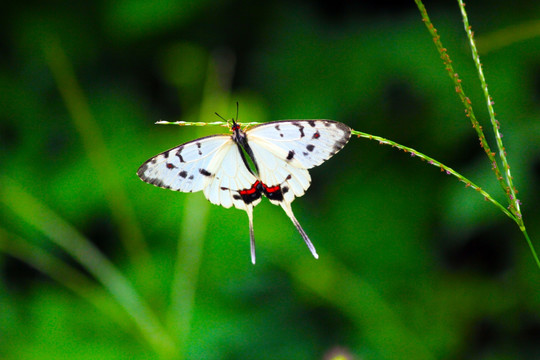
215 102 242 133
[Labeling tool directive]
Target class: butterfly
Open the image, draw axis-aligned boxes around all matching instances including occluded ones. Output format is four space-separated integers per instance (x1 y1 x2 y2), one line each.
137 113 351 264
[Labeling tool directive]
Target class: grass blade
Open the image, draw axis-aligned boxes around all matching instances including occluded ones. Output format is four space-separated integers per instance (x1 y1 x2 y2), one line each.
0 176 177 358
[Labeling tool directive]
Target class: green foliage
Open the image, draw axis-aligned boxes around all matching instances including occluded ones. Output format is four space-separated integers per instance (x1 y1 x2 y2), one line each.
1 1 540 359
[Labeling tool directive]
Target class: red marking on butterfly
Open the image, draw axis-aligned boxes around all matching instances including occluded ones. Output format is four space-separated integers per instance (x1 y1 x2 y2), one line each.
262 183 280 193
240 181 260 195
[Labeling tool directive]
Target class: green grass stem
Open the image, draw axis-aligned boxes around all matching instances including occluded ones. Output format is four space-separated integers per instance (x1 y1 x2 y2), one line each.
0 227 133 334
276 250 435 360
414 0 538 268
0 177 178 358
350 130 515 222
42 35 152 269
413 0 508 197
476 19 540 54
166 53 235 356
457 0 522 221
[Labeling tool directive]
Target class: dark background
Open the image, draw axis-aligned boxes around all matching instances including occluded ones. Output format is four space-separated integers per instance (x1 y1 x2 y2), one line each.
1 0 540 359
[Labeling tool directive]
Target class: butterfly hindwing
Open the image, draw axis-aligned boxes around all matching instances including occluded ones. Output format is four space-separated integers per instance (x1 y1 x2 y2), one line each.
203 141 260 210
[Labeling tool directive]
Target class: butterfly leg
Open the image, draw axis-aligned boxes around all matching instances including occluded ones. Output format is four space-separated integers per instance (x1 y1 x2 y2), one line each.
279 201 319 259
246 205 256 264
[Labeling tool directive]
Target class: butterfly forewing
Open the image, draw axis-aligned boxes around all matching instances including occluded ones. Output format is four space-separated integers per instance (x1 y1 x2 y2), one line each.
137 135 231 193
245 120 351 202
246 120 351 169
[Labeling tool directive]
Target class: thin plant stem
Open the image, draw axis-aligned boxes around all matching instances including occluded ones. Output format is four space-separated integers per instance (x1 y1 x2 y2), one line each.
475 19 540 54
0 227 134 335
42 35 151 267
457 0 522 221
350 130 516 222
414 0 538 268
0 177 178 358
155 120 517 224
156 120 260 127
275 250 435 360
167 51 235 355
522 230 540 269
413 0 509 205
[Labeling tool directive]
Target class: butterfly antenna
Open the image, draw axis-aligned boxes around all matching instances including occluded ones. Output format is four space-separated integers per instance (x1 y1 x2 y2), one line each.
246 205 256 264
235 101 239 122
280 202 319 259
214 112 227 121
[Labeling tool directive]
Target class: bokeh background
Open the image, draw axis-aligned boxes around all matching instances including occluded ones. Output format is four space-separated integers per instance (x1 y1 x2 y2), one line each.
1 0 540 359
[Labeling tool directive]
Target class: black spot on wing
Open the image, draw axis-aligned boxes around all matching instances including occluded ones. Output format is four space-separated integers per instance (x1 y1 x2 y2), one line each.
312 131 320 139
293 122 305 137
179 171 188 178
287 150 295 160
176 146 185 163
196 142 202 155
199 168 212 176
306 144 315 152
188 175 194 180
233 194 242 200
275 124 284 137
166 163 177 169
308 120 316 127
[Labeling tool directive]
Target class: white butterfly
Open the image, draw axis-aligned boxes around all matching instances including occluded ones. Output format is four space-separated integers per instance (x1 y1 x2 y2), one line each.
137 116 351 264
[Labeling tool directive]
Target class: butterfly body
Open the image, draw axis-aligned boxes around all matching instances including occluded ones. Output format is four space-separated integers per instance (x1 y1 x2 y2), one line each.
137 118 351 263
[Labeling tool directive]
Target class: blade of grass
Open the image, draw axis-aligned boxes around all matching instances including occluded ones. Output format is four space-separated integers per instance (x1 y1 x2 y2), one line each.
414 0 538 268
41 35 151 269
0 176 177 358
413 0 509 203
476 19 540 54
457 0 522 221
0 227 134 335
275 249 435 360
167 50 235 355
351 130 515 221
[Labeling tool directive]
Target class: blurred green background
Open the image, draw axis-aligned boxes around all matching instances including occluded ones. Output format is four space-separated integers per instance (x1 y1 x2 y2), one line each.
1 0 540 359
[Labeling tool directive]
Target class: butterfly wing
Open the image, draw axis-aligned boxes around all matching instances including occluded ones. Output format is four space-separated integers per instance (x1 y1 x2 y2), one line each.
137 134 259 210
138 132 261 263
202 140 261 210
246 120 351 201
245 120 351 259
